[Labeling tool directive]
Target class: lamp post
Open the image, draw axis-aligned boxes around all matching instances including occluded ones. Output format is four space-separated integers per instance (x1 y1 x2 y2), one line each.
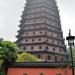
66 29 75 75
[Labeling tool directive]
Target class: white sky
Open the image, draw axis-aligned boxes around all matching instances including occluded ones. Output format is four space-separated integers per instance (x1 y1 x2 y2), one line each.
0 0 75 44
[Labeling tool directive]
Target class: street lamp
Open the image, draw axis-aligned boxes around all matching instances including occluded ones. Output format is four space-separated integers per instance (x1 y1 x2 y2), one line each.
66 29 75 75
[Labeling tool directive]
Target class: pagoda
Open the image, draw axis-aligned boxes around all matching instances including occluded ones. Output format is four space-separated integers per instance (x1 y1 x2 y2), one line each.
17 0 68 62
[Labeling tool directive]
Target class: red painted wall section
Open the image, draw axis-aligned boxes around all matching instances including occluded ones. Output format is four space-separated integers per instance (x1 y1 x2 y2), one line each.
7 68 75 75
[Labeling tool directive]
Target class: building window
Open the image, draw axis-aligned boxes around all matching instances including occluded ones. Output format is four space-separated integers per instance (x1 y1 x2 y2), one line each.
39 46 42 49
39 38 41 41
40 19 42 21
46 39 48 42
48 55 51 60
61 57 64 61
33 32 35 35
52 40 54 43
23 47 26 50
40 31 42 34
26 39 28 42
31 46 34 50
32 39 34 42
53 48 55 51
55 56 57 62
38 55 41 58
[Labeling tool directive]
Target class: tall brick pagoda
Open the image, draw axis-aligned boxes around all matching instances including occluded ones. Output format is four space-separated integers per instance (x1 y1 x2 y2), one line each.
17 0 68 62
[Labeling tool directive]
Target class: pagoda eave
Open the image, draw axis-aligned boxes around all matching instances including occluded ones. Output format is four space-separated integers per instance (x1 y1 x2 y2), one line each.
17 35 64 41
9 62 70 68
19 28 62 34
19 50 68 56
18 42 66 48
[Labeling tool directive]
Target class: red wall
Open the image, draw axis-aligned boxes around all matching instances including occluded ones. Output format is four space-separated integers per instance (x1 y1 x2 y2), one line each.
7 68 75 75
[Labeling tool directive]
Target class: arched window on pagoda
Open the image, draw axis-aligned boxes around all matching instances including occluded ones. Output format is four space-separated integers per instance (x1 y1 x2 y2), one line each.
31 46 34 50
39 46 42 49
38 55 41 59
23 47 26 50
45 46 48 50
61 57 64 61
48 55 51 60
40 31 42 34
55 56 57 62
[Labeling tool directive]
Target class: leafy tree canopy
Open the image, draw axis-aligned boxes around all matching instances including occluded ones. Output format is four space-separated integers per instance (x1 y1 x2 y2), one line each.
0 41 19 74
0 60 3 70
17 52 41 62
0 41 19 62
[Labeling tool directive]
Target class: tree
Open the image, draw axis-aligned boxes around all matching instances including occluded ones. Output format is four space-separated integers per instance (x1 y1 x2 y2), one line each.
17 52 41 62
0 60 3 69
0 41 19 74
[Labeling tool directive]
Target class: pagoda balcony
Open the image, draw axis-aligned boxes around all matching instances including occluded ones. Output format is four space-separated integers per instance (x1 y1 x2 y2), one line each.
18 23 62 33
25 10 59 19
16 32 64 42
18 41 66 48
27 1 57 10
21 27 62 34
24 16 60 25
26 5 59 16
19 34 64 41
16 28 63 37
19 22 61 31
19 50 68 56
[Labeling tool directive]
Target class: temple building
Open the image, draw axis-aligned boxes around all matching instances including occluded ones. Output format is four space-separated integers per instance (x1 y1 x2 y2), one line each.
16 0 68 62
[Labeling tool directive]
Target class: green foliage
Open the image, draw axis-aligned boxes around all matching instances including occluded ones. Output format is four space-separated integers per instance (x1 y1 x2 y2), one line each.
0 41 19 62
0 41 19 74
0 72 5 75
17 52 41 62
0 60 3 69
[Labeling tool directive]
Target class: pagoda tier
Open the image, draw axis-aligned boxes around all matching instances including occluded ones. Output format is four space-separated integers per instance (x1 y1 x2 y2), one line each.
17 0 68 62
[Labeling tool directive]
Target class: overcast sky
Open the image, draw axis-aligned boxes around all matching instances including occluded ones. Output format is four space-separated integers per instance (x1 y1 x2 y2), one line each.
0 0 75 44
